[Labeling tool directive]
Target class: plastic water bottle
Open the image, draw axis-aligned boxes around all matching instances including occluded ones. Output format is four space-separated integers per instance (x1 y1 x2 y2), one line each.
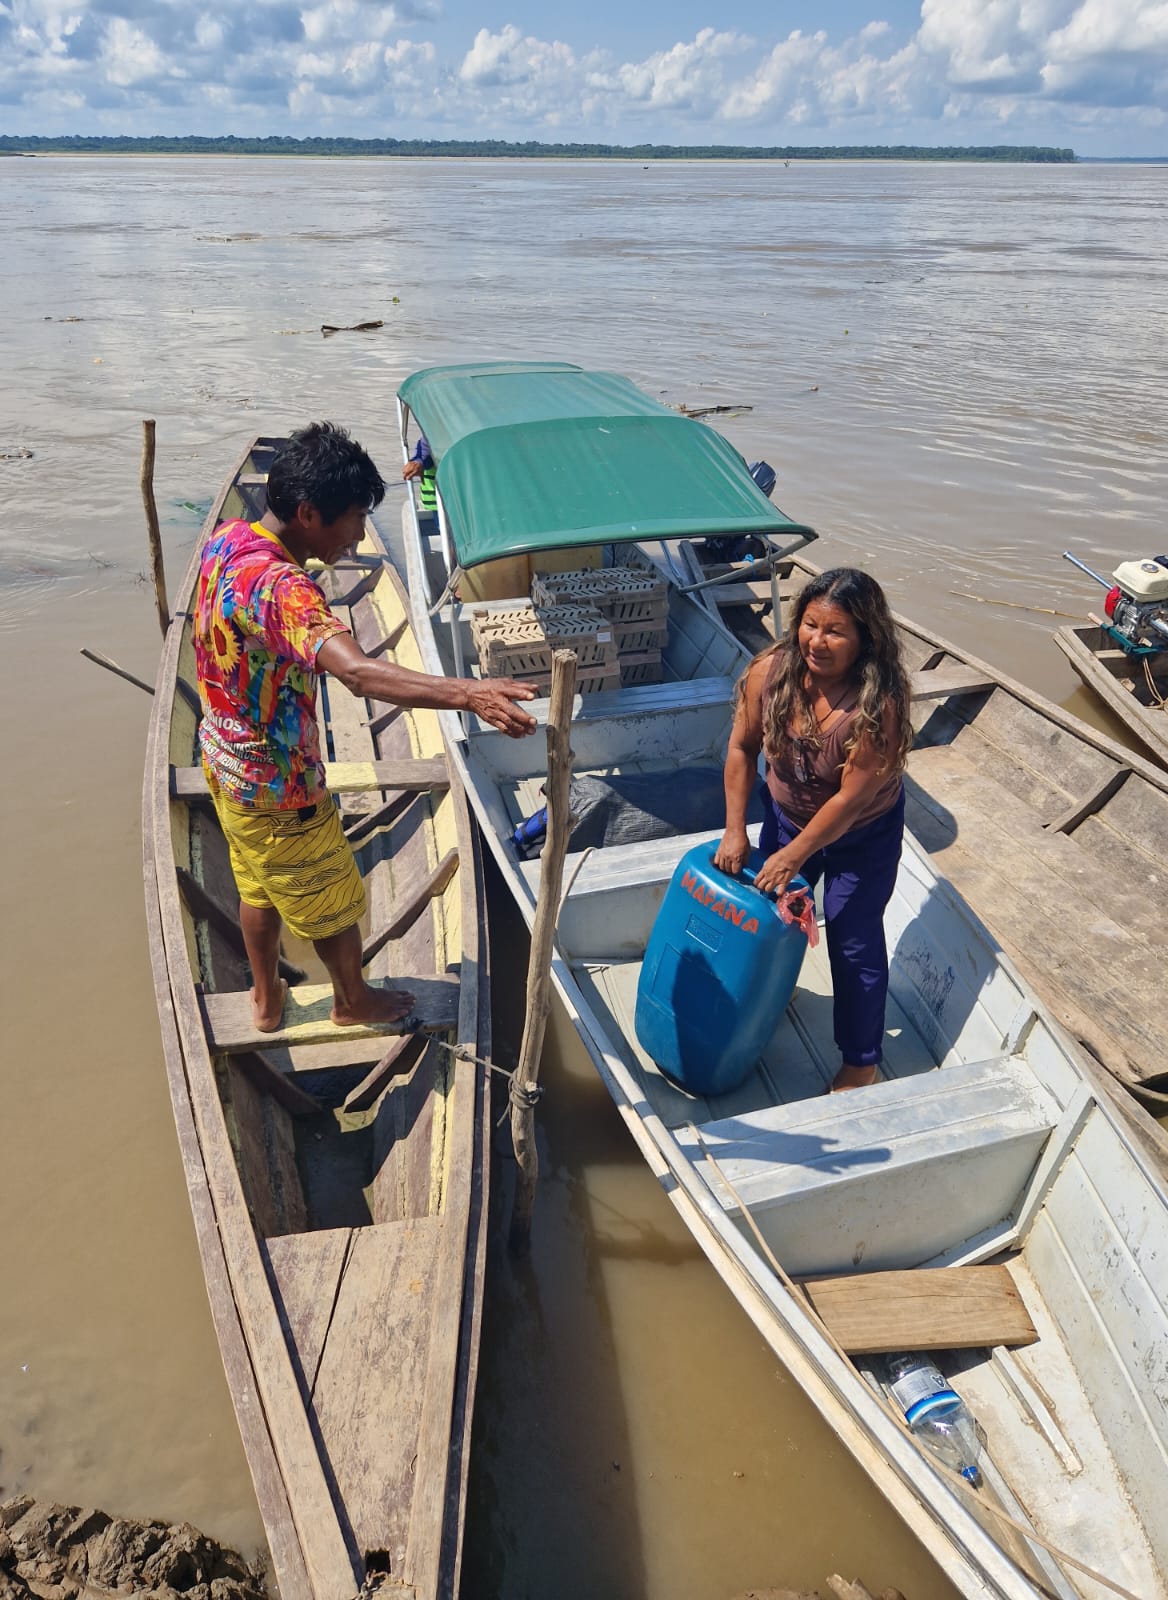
886 1354 985 1486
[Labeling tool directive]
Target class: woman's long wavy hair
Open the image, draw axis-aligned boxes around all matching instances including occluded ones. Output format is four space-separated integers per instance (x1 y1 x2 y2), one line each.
740 567 913 778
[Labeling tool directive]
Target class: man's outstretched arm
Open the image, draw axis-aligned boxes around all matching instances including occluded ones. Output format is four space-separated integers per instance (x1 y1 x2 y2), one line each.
316 633 539 739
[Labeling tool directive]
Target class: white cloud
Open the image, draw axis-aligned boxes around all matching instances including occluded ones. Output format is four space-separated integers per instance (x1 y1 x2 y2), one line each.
916 0 1057 89
608 28 746 114
722 30 830 121
100 16 167 84
459 24 579 89
1 0 1167 147
301 0 398 47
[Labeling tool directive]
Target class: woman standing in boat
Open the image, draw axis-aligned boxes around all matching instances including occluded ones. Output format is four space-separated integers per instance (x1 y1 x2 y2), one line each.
715 568 912 1092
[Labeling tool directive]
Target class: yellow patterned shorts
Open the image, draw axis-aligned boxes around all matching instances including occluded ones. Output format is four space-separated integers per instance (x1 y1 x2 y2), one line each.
205 771 367 943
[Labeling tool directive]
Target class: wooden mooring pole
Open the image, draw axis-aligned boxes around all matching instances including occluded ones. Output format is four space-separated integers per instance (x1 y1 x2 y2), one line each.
140 418 170 637
508 648 577 1255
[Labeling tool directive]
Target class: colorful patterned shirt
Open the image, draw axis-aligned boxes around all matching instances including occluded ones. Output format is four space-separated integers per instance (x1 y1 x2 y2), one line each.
194 520 350 809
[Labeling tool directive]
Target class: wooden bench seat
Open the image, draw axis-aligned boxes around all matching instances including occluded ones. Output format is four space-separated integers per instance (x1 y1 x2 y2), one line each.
910 663 997 701
172 757 449 800
200 974 459 1054
703 578 801 606
677 1057 1058 1277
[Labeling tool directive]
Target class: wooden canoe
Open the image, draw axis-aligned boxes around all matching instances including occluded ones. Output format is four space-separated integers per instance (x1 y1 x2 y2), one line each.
1053 620 1168 770
678 544 1168 1100
392 362 1168 1600
142 437 490 1600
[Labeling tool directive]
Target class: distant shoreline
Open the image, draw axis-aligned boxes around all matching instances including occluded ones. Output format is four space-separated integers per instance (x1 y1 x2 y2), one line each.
0 135 1077 162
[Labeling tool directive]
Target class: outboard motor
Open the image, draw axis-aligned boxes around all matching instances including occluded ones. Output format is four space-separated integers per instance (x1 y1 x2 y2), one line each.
1063 552 1168 653
749 459 777 499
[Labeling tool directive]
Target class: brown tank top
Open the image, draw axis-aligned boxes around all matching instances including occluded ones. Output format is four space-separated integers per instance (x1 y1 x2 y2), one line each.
759 655 902 826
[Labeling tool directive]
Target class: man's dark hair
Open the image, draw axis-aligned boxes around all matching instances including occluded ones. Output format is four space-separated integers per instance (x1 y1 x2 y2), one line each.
266 421 386 523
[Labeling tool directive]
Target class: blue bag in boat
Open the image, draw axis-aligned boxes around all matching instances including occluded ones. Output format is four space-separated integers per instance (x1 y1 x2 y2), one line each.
634 840 810 1096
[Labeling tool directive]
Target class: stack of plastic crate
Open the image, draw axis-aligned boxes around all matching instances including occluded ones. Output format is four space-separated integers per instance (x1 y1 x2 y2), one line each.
470 602 620 695
531 566 668 686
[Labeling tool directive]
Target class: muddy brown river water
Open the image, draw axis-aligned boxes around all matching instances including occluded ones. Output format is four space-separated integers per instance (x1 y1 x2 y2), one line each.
1 154 1165 1598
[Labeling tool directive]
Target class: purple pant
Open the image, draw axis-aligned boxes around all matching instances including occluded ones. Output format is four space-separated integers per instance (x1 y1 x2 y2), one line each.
760 786 905 1067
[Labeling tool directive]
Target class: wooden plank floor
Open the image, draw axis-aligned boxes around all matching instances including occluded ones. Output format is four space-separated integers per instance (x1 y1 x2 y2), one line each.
265 1218 444 1570
906 738 1162 1087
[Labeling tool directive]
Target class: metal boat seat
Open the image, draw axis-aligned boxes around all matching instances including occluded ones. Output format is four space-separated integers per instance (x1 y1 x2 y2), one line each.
677 1057 1059 1278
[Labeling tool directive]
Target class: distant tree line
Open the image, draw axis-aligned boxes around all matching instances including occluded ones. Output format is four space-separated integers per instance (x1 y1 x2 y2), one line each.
0 134 1077 162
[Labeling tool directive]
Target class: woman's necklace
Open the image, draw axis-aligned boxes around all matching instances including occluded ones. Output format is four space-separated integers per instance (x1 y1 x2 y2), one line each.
811 679 857 729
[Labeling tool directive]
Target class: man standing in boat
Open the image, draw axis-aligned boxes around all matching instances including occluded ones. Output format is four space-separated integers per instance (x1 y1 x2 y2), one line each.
195 421 537 1033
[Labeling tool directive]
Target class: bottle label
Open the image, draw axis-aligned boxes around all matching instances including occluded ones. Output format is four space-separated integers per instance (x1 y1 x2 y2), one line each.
902 1391 961 1426
890 1364 952 1416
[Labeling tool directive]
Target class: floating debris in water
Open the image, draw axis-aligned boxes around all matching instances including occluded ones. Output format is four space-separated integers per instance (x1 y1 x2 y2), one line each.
321 319 385 337
675 402 754 419
0 446 33 460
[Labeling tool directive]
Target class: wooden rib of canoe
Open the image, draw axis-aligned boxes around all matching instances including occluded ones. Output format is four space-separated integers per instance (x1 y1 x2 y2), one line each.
1053 620 1168 771
142 437 489 1600
679 545 1168 1101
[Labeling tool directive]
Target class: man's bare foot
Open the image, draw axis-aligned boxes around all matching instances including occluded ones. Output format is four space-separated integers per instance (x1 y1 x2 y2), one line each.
252 978 289 1033
829 1062 880 1093
331 983 416 1029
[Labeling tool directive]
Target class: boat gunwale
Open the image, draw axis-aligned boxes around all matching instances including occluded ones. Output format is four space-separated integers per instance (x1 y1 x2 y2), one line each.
142 589 317 1600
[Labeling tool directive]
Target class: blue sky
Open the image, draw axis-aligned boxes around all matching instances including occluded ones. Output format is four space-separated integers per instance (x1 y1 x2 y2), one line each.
1 0 1165 155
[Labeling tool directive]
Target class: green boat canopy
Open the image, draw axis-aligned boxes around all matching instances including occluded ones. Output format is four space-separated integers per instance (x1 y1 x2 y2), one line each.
397 361 815 570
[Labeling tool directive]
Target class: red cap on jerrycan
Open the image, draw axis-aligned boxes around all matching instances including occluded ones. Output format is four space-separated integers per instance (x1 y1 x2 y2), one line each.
634 840 813 1096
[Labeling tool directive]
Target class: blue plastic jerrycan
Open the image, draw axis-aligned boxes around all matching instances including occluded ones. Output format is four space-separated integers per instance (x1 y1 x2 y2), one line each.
634 840 811 1096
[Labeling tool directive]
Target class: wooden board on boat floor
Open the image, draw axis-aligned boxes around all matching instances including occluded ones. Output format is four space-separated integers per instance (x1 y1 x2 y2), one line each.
796 1266 1038 1353
265 1217 443 1562
200 974 459 1053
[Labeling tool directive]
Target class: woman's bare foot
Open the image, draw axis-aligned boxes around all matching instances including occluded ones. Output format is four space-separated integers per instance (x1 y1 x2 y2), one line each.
251 977 289 1033
829 1062 880 1093
331 983 415 1029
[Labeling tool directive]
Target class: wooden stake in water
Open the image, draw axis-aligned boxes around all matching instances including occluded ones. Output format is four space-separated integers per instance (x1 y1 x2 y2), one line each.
508 648 577 1255
141 418 170 637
